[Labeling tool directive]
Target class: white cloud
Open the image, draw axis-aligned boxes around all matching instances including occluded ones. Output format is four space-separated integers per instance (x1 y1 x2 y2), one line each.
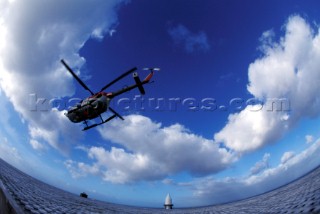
188 139 320 206
109 29 117 37
0 0 126 154
65 114 236 184
250 153 270 175
162 178 175 185
215 15 320 153
0 89 20 142
258 29 275 52
29 139 45 151
305 134 314 144
64 160 86 179
215 106 289 153
64 159 100 179
280 151 295 164
0 137 22 166
168 24 210 53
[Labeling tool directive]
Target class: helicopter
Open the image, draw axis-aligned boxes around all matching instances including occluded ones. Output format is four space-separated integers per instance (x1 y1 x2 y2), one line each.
60 59 159 131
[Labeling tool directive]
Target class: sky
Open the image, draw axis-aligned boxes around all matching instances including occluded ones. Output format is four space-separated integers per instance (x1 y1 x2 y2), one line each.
1 0 320 208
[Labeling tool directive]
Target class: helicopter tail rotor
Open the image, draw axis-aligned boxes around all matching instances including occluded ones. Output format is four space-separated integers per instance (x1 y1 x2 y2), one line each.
143 67 161 72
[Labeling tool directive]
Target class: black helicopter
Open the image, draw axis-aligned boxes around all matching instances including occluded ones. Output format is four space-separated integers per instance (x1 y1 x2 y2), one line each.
61 59 159 131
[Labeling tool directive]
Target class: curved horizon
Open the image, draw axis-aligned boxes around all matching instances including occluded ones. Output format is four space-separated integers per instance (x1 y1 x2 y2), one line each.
0 158 319 213
1 0 320 208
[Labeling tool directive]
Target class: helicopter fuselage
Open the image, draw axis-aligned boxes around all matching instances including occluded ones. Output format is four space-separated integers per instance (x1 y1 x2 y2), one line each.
65 92 111 123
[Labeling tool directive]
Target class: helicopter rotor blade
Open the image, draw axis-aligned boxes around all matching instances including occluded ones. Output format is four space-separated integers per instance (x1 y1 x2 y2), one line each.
109 107 124 120
100 67 137 92
61 59 94 95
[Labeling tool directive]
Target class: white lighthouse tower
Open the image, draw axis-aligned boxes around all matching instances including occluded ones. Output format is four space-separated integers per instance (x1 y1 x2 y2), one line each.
164 193 173 209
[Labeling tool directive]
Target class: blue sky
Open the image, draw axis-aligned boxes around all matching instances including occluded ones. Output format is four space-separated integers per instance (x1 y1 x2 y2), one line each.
1 0 320 208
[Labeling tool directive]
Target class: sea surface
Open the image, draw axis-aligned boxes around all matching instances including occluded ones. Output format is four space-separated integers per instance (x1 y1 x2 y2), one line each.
0 158 319 213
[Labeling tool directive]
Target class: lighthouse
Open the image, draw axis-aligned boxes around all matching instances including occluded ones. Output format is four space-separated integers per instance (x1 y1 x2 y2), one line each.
164 193 173 209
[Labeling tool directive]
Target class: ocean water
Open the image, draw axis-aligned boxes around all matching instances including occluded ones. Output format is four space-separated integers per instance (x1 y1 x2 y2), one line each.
0 158 319 214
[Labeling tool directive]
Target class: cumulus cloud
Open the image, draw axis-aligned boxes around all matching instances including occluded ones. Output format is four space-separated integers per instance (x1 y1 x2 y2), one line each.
215 106 289 153
29 139 45 151
0 0 126 154
65 114 236 184
258 29 275 52
64 160 86 179
189 139 320 206
215 15 320 153
64 159 100 179
280 151 295 164
168 24 210 53
250 153 270 175
305 134 314 144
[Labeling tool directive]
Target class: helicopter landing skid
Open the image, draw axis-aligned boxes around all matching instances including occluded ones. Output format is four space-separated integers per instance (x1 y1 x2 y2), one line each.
82 113 121 131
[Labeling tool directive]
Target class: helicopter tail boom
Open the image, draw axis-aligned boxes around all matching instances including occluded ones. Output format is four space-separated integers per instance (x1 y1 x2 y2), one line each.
108 71 155 98
142 71 154 83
